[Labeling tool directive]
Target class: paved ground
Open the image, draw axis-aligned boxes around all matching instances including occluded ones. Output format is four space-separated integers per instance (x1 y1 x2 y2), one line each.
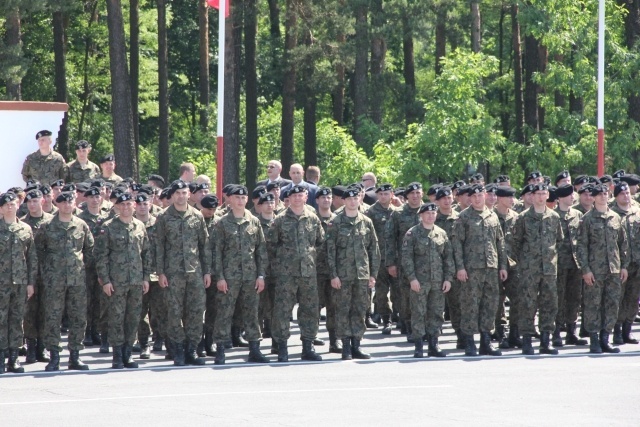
2 320 639 425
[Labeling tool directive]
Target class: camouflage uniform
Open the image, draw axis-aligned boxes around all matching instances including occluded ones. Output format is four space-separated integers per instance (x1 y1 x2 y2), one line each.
204 218 219 337
66 160 101 183
316 211 337 331
155 205 210 347
365 202 397 318
576 209 629 333
495 208 520 329
258 214 277 330
0 219 37 350
554 207 583 328
326 212 380 340
212 210 267 343
102 173 124 186
21 150 67 184
510 207 563 335
435 210 461 329
95 217 152 346
402 224 454 341
35 214 94 352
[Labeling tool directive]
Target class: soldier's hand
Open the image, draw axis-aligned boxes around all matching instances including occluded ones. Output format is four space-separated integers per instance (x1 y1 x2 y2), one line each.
499 269 508 282
410 280 420 293
442 281 451 293
255 277 265 293
217 279 228 293
331 277 341 289
620 268 628 283
26 285 34 300
583 272 595 286
457 269 468 282
142 281 150 295
368 276 376 289
159 274 169 288
103 283 114 296
203 273 212 289
387 265 398 278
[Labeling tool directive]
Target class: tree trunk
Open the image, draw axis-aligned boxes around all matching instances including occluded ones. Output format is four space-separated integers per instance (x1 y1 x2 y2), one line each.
302 28 317 168
622 0 640 123
353 3 369 148
471 0 481 53
523 34 539 132
370 0 386 126
223 3 240 185
77 1 99 141
53 9 69 158
538 43 548 129
130 0 140 162
435 7 446 75
402 12 417 125
157 0 169 180
512 3 525 144
198 0 210 130
280 0 298 176
5 6 22 100
106 0 137 179
332 0 346 125
245 0 258 192
498 5 509 139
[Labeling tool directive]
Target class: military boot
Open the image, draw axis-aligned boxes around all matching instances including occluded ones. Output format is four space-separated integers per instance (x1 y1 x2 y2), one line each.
521 334 534 355
262 319 272 339
589 332 602 354
153 336 164 352
204 332 216 356
600 330 620 353
214 343 225 365
231 327 249 348
185 342 206 365
428 335 446 358
301 339 322 361
508 325 523 348
173 341 186 366
270 339 279 355
579 322 589 338
399 320 407 334
406 321 415 343
139 337 151 360
464 334 478 357
99 332 110 354
196 338 206 358
82 327 94 346
132 341 141 352
613 323 624 345
68 350 89 371
36 340 49 362
0 350 4 374
313 337 325 346
479 332 502 356
7 349 24 373
351 338 371 359
622 321 639 344
540 331 559 355
25 338 37 364
341 338 352 360
455 329 465 350
111 345 124 369
248 341 269 363
45 350 60 371
277 340 288 362
552 326 564 348
565 323 588 346
412 338 424 358
164 338 174 360
123 345 139 368
497 325 510 349
328 330 342 354
91 328 101 346
365 314 379 329
381 315 392 335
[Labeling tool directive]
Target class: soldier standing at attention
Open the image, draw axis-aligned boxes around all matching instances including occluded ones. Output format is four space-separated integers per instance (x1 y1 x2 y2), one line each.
21 130 67 185
36 191 94 371
452 184 508 357
155 180 211 366
402 203 453 358
326 187 380 360
66 140 101 183
99 154 123 186
0 192 36 373
199 194 219 357
576 184 629 353
270 185 325 362
212 185 269 365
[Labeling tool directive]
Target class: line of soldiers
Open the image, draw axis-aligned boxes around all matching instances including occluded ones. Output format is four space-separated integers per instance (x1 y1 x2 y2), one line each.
1 131 639 373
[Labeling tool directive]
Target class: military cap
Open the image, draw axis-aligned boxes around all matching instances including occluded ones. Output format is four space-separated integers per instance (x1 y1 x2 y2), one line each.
332 185 347 198
494 175 510 184
56 191 75 203
375 183 393 193
573 175 588 186
61 183 76 193
418 202 437 213
84 187 101 197
228 185 248 196
394 187 405 197
577 184 594 194
103 182 114 190
614 182 630 197
281 188 291 199
531 183 549 193
547 186 558 203
50 179 65 188
470 173 484 183
200 194 219 208
257 193 275 205
485 183 498 193
0 192 17 206
599 175 614 184
24 183 39 193
170 179 189 194
36 130 52 140
148 174 165 187
90 179 105 188
457 185 471 196
555 170 570 185
404 182 422 196
115 193 134 204
496 186 516 197
159 187 171 200
588 176 601 184
426 183 443 196
40 185 52 196
316 186 332 198
75 140 90 149
348 182 365 191
542 176 551 185
188 182 197 193
620 174 640 186
76 182 90 193
110 187 126 200
469 184 484 194
137 184 154 195
135 193 149 203
452 180 466 191
100 153 115 163
527 171 542 181
590 184 608 196
193 182 210 194
290 184 307 194
612 169 626 179
435 186 452 200
131 183 143 192
25 179 40 188
342 188 360 199
555 184 574 198
252 185 267 199
266 181 282 191
223 184 235 195
520 184 536 196
25 189 43 200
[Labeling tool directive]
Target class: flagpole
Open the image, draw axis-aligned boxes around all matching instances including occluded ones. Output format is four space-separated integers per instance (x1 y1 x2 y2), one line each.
597 0 605 176
216 0 225 199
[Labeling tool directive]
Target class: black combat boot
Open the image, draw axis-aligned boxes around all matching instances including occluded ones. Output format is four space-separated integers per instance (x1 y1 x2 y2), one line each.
464 334 478 357
301 339 322 361
173 341 186 366
579 322 588 338
365 314 379 329
277 340 288 362
91 328 101 346
99 332 110 354
123 345 139 368
25 338 37 364
589 332 602 354
196 338 206 358
508 325 523 348
139 337 151 359
406 321 415 343
164 338 174 360
82 327 94 346
45 350 60 371
341 338 352 360
7 349 24 373
399 320 407 334
111 345 124 369
552 325 564 348
262 319 272 339
0 350 4 374
413 338 424 358
185 342 206 365
479 332 502 356
68 350 89 370
351 338 371 359
231 327 249 348
381 315 392 335
270 339 279 355
204 332 216 356
328 330 342 354
153 336 164 352
428 335 446 358
36 340 50 363
455 329 465 350
600 330 620 353
214 343 225 365
565 323 588 346
540 331 559 355
622 321 639 344
248 341 269 363
313 337 325 346
613 323 624 345
497 325 510 349
521 334 534 355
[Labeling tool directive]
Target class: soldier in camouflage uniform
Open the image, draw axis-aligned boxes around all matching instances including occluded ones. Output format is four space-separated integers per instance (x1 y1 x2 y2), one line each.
402 203 454 358
212 185 269 365
35 191 94 371
511 184 564 355
326 187 380 360
576 184 629 354
99 154 123 186
0 192 37 374
267 182 287 215
66 140 101 183
198 194 219 357
451 184 508 357
21 130 68 185
269 185 325 362
155 180 211 366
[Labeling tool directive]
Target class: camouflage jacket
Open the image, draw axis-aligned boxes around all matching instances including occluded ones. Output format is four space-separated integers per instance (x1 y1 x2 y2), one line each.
510 207 563 276
21 211 54 271
326 211 380 281
21 150 67 184
77 209 110 268
609 202 640 266
315 211 336 277
494 207 518 267
451 206 506 271
257 214 276 279
435 209 458 237
365 201 396 265
576 208 629 275
555 207 583 270
384 203 420 267
140 215 158 280
401 224 454 284
214 209 267 282
101 173 123 186
0 218 37 285
66 159 101 183
155 204 211 276
95 217 152 285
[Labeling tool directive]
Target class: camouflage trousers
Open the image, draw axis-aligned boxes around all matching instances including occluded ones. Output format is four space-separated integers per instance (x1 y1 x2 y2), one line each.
23 277 45 339
410 280 445 341
0 283 27 349
258 278 276 325
583 273 621 333
106 283 143 347
138 281 167 341
85 266 103 332
556 267 582 326
332 279 369 340
43 284 87 352
272 275 319 342
460 268 499 336
519 272 558 335
165 272 205 346
318 275 336 331
496 267 520 328
204 285 218 335
213 279 261 343
618 263 640 323
373 265 395 316
397 266 411 323
446 279 462 330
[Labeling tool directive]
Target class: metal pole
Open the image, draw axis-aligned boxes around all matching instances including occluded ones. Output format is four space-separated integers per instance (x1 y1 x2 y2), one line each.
216 0 226 199
597 0 605 176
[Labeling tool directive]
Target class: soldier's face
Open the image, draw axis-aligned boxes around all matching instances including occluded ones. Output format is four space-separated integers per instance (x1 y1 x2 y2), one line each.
377 191 392 206
579 192 594 206
135 200 151 216
87 194 102 210
317 195 332 210
230 194 248 210
57 199 76 215
485 192 497 208
496 196 514 210
616 189 631 206
37 136 52 151
27 197 43 213
523 192 534 206
406 189 423 208
1 199 18 216
119 200 135 218
261 200 275 214
201 207 216 218
594 191 609 208
196 188 210 202
101 161 115 174
437 193 453 210
420 210 437 226
532 190 549 208
173 188 190 207
76 147 90 160
344 196 360 211
289 191 307 208
269 187 281 199
470 191 486 210
556 176 571 187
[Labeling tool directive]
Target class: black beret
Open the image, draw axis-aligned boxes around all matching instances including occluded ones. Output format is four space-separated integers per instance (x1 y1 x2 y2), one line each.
485 183 498 194
404 182 422 196
494 175 510 184
375 183 393 193
257 193 275 205
573 175 588 186
590 184 607 196
61 183 76 193
75 182 90 193
452 180 466 191
457 185 470 196
527 171 542 181
25 189 43 200
496 186 516 197
0 192 17 206
115 193 134 204
36 130 52 139
159 187 171 200
614 182 629 197
435 186 452 200
188 182 197 193
290 184 307 194
84 187 101 197
588 176 601 184
542 176 551 185
554 170 570 185
7 187 23 196
599 175 613 184
222 184 235 195
348 183 365 191
612 169 626 179
555 184 574 198
193 182 210 193
50 179 65 188
56 192 75 203
620 174 640 186
137 184 154 195
469 184 484 194
135 193 149 203
104 182 114 190
418 203 437 213
520 184 536 196
577 184 594 194
148 174 165 186
24 183 39 194
75 140 90 149
90 179 105 188
131 183 143 192
342 188 360 199
266 181 282 191
394 187 405 197
201 194 219 208
332 185 347 198
25 179 40 188
170 179 189 193
110 187 125 200
100 154 115 163
316 186 332 198
531 183 549 193
228 185 248 196
281 189 291 199
426 183 443 196
40 185 52 195
252 185 267 199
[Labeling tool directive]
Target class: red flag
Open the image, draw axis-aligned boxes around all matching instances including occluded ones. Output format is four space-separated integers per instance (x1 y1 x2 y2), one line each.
207 0 230 18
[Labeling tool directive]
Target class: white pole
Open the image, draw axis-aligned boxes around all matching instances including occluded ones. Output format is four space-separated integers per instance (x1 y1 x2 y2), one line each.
597 0 605 175
216 0 225 197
